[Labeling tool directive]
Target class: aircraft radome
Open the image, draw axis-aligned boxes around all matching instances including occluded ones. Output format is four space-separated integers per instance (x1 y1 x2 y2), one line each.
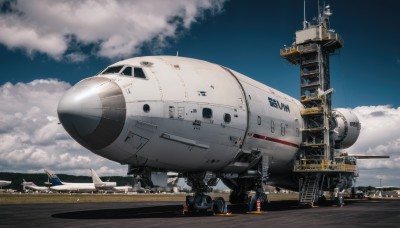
57 55 362 213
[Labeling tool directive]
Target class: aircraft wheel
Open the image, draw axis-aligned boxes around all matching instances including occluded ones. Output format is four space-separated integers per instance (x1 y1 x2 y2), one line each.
186 195 195 211
213 197 226 214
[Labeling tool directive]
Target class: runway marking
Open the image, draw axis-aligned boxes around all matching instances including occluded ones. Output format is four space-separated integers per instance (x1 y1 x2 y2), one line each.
246 211 267 215
214 213 240 217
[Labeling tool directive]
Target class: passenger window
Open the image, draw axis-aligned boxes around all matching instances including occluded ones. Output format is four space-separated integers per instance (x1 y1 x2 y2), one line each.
257 116 261 125
121 67 132 76
271 120 275 133
143 104 150 113
202 108 213 119
224 113 231 123
169 106 175 118
281 123 286 136
134 67 146 78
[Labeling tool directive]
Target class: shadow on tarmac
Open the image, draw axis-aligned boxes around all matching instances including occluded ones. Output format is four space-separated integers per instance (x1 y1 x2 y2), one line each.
52 205 185 219
52 200 327 220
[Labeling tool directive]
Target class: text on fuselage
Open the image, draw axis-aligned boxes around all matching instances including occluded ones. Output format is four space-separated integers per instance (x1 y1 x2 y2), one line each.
268 97 290 113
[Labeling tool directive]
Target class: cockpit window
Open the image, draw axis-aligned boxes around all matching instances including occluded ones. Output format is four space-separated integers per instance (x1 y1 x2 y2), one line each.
100 65 146 79
134 68 146 78
101 66 124 74
121 67 133 76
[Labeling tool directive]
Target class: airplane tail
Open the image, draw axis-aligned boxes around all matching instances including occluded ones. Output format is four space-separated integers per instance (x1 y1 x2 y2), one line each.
90 168 104 185
44 170 63 186
21 179 29 186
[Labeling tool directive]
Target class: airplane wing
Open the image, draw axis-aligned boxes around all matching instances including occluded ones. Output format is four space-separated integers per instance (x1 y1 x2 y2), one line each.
349 155 390 159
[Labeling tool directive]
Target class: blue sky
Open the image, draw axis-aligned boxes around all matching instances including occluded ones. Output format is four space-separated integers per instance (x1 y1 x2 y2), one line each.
1 0 399 108
0 0 399 187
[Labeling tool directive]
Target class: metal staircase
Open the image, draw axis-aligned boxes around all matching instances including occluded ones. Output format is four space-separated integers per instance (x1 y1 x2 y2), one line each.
299 174 322 206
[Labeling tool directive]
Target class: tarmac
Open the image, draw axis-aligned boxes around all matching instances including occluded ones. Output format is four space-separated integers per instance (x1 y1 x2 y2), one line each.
1 199 400 227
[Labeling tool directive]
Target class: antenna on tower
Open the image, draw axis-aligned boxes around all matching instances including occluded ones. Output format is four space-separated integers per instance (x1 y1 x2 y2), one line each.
303 0 307 28
324 4 332 29
317 0 321 24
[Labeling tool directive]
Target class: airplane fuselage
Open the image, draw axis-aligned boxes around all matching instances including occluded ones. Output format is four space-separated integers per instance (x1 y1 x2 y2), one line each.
0 180 11 188
50 183 96 192
59 57 302 174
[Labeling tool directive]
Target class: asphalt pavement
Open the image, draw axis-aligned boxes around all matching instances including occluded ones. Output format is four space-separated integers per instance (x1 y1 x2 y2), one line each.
1 199 399 227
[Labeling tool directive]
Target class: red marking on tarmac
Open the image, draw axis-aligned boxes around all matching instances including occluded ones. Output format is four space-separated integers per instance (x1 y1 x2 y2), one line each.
250 133 300 148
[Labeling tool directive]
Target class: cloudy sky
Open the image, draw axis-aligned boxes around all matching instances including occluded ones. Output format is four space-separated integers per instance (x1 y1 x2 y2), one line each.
0 0 399 187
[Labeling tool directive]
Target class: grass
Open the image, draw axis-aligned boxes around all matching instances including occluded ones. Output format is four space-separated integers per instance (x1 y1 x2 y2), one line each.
0 193 186 204
0 193 299 204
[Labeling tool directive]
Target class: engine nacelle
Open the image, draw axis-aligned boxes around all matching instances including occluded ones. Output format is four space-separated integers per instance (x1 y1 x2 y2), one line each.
331 108 361 149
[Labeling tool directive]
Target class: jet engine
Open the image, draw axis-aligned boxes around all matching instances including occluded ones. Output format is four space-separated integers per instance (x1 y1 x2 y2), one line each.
331 108 361 149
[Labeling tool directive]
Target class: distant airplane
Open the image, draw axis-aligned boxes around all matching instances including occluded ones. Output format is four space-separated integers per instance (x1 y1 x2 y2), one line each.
0 180 11 189
44 170 96 193
21 179 49 192
90 168 116 189
90 168 132 193
375 186 400 191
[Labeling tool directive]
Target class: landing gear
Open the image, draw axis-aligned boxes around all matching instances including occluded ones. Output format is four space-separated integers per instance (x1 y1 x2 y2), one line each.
213 197 227 214
222 178 253 205
185 194 227 215
224 177 269 212
184 172 227 215
186 193 214 214
248 187 268 211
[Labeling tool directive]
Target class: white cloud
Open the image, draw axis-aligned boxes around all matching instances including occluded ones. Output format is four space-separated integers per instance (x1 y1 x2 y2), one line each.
0 0 226 60
347 105 400 186
0 14 67 59
65 52 88 63
0 79 124 176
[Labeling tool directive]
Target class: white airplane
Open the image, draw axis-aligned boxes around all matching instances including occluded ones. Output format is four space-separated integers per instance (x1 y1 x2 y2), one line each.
57 55 362 210
90 168 132 193
0 180 11 189
21 179 49 192
44 170 96 193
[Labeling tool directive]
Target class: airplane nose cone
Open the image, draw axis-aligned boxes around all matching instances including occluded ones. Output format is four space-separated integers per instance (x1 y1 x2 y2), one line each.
57 77 126 150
